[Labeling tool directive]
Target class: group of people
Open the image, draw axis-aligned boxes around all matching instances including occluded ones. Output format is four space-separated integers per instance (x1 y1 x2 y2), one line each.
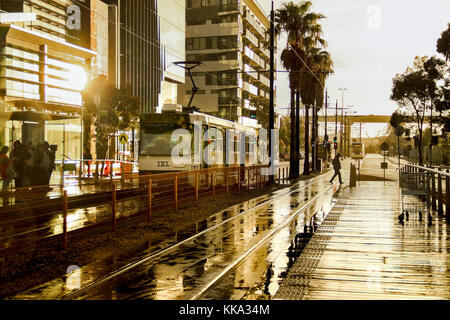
0 141 56 190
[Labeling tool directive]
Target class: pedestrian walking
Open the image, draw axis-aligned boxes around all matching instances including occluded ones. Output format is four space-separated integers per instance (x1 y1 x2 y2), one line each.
330 153 343 184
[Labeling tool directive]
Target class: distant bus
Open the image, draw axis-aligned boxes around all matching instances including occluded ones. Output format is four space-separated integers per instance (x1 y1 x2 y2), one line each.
351 142 365 160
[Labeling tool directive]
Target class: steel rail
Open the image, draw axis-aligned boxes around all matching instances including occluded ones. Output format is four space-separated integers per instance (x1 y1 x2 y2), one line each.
61 170 338 300
189 183 335 300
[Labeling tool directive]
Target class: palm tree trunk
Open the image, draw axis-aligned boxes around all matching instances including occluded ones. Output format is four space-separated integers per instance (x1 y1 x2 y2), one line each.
303 105 310 175
311 105 316 171
295 90 300 177
313 103 319 171
289 89 297 178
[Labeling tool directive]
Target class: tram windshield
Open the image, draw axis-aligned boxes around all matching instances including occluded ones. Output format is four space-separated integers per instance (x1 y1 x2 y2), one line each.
140 113 191 157
140 127 180 156
352 143 363 154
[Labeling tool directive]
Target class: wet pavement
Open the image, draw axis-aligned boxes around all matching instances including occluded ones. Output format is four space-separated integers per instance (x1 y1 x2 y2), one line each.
275 154 450 300
11 165 344 300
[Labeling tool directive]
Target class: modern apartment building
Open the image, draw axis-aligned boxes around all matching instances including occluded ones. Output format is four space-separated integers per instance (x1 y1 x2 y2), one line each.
0 0 101 160
181 0 275 127
103 0 185 114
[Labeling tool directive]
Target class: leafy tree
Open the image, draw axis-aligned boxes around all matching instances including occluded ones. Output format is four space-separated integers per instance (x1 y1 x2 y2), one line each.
82 76 141 165
391 57 438 165
437 23 450 61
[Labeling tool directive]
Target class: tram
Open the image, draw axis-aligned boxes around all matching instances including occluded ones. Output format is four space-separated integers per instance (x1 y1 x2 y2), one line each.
139 108 261 174
351 142 365 160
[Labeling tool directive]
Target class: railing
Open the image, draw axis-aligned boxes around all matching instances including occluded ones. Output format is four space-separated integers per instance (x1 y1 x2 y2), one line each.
0 164 290 252
402 163 450 221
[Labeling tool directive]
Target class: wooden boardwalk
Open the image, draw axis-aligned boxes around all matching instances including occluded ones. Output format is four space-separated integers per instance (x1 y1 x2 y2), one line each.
275 155 450 300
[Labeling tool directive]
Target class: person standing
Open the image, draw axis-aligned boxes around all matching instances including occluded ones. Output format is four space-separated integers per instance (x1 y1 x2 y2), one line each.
83 147 93 177
0 146 11 189
10 141 23 188
330 153 343 184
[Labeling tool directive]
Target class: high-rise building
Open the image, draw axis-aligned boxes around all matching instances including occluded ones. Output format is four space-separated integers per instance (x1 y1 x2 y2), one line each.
103 0 185 113
181 0 275 127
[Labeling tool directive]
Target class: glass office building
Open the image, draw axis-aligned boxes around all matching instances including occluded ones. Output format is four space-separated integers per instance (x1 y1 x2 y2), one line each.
0 1 97 161
106 0 185 113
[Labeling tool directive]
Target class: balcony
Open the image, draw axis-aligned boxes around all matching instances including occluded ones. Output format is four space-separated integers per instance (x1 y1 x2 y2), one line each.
243 29 259 49
218 2 240 13
243 46 264 69
218 97 241 105
243 9 266 39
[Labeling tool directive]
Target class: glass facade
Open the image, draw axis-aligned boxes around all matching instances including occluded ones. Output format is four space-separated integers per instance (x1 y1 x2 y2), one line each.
0 43 87 107
159 0 185 84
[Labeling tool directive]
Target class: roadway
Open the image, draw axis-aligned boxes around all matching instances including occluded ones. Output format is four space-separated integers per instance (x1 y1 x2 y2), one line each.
11 166 348 300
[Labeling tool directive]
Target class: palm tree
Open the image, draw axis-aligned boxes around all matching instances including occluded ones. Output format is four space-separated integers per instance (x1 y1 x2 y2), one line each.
275 1 326 178
280 47 300 178
312 50 334 171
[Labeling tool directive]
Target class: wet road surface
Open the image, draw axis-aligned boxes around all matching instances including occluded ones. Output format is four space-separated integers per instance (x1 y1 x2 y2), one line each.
12 166 345 300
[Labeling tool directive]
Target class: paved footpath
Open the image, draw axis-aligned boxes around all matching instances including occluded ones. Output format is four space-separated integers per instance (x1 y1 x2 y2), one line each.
274 154 450 300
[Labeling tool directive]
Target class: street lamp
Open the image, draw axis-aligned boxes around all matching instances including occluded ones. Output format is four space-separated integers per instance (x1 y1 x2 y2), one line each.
339 88 348 156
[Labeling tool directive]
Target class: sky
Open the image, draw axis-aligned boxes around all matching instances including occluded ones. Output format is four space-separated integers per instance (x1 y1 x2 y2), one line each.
261 0 450 137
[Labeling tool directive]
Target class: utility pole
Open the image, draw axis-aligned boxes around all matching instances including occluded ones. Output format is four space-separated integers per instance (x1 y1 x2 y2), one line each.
335 100 338 157
269 1 275 183
324 88 328 142
339 88 347 157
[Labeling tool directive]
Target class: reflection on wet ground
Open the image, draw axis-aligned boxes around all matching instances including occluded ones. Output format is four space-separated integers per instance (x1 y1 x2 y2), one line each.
12 169 341 300
275 155 450 300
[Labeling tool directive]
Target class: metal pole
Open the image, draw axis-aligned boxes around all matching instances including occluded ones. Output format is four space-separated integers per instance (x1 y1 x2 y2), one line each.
324 89 328 141
112 183 117 231
63 190 68 250
147 178 152 222
195 173 199 205
268 1 275 184
446 175 450 222
174 176 178 212
335 100 338 157
438 172 443 216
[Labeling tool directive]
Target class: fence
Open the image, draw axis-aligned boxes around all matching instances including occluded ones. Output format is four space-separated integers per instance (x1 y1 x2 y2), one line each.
0 164 290 252
402 163 450 222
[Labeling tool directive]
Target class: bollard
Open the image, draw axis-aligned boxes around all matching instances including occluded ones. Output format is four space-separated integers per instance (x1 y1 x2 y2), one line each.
238 168 241 195
226 168 229 195
63 190 68 250
350 163 357 187
248 168 250 191
432 173 437 211
147 179 152 222
446 176 450 222
195 173 199 205
212 170 216 198
112 183 117 231
438 173 443 216
174 176 178 212
278 168 281 184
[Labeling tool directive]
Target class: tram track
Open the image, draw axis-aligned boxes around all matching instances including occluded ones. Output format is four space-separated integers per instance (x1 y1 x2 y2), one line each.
190 182 336 300
61 169 342 300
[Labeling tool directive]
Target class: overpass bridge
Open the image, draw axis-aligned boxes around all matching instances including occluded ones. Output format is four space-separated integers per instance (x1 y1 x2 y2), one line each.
298 114 392 157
